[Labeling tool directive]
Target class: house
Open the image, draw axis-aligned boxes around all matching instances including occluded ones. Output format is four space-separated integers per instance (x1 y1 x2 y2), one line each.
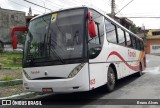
145 29 160 55
107 14 133 30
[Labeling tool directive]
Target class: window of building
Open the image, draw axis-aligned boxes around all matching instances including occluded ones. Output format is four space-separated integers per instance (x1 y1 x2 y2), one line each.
152 31 160 36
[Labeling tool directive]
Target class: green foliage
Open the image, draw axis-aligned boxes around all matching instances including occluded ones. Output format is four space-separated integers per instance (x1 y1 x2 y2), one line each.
1 53 22 58
0 53 22 68
130 24 141 34
0 76 14 81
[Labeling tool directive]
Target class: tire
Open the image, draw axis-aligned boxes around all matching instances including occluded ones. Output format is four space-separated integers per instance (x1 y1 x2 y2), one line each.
106 67 116 92
137 63 142 77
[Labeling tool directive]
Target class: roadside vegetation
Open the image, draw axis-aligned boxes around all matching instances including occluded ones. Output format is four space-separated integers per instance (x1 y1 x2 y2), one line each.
0 52 24 98
0 53 22 69
0 84 25 97
0 52 22 81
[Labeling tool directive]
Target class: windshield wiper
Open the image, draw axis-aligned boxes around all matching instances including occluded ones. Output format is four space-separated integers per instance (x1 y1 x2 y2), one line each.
50 47 65 64
48 34 65 64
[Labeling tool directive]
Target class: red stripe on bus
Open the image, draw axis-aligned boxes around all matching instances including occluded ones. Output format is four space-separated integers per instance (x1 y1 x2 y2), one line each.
107 51 139 71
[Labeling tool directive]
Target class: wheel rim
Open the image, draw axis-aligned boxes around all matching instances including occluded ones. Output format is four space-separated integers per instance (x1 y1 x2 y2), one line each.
108 71 115 87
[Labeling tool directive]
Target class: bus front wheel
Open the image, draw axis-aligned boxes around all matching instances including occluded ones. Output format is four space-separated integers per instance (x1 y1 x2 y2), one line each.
106 67 116 92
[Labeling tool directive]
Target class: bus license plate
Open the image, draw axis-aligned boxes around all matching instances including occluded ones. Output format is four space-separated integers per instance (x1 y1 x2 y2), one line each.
42 88 53 93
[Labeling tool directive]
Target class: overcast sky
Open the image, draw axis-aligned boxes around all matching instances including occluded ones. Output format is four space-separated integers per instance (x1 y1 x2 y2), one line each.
0 0 160 29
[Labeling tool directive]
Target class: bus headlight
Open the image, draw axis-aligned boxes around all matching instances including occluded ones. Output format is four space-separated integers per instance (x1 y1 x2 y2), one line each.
68 63 85 78
23 69 31 80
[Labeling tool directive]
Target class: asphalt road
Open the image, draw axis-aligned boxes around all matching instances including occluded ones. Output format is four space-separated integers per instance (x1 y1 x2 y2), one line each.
1 54 160 108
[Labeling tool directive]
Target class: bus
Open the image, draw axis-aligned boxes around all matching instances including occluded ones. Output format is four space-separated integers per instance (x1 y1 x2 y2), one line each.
22 6 146 93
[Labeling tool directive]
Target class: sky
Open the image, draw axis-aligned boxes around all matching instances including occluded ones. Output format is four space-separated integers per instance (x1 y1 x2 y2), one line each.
0 0 160 29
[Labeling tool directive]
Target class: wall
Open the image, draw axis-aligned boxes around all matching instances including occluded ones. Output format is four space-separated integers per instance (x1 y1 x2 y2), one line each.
0 8 26 43
146 38 160 55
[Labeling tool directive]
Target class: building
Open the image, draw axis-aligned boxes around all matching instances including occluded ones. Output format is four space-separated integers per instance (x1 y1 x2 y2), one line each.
146 29 160 55
25 15 37 26
108 14 133 30
0 8 26 44
114 17 133 30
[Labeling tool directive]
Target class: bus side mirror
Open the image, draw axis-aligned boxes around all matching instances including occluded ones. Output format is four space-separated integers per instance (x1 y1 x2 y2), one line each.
88 20 97 38
87 11 97 38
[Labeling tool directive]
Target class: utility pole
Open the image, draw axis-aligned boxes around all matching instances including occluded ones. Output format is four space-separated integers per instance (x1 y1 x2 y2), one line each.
28 7 32 16
142 24 146 49
111 0 115 18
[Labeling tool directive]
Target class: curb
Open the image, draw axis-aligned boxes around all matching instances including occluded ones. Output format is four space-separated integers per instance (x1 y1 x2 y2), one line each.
0 92 37 100
1 67 22 70
0 79 22 87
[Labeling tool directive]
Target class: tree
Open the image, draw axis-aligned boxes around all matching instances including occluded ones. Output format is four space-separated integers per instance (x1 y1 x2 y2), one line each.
130 24 141 34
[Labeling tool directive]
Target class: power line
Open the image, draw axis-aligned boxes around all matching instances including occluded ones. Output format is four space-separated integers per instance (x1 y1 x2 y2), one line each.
24 0 52 11
123 17 160 18
115 0 134 15
46 0 64 7
38 0 60 9
8 0 43 13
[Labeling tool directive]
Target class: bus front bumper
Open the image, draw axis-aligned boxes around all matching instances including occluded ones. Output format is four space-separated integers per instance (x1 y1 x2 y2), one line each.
23 73 90 93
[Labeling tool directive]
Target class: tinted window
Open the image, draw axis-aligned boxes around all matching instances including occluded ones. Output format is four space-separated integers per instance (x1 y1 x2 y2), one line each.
91 10 104 44
117 27 125 46
141 41 144 50
88 10 104 59
140 41 144 51
125 32 132 47
105 19 117 44
23 9 85 67
136 38 141 50
130 35 136 49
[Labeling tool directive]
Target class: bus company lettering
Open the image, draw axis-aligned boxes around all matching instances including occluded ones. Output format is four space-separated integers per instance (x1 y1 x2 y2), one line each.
31 70 40 74
128 49 136 57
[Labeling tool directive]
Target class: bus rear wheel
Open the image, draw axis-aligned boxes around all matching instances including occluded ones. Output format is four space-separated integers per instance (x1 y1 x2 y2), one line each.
106 67 116 92
137 63 142 77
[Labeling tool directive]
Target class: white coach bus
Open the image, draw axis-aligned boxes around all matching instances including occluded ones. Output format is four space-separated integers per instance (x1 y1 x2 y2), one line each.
23 7 146 93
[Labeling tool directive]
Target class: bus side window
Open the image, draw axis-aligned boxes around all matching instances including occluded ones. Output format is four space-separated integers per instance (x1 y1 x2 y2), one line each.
136 38 140 50
140 41 144 51
125 32 132 47
88 9 104 59
117 27 125 46
130 35 136 49
105 19 117 44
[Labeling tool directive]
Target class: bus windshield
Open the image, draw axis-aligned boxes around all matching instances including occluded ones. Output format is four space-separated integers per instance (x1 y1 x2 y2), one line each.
23 9 85 67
